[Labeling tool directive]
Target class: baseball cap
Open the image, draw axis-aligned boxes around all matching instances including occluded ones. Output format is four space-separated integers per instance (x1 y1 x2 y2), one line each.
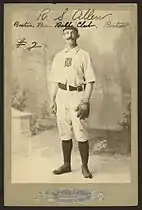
63 26 78 33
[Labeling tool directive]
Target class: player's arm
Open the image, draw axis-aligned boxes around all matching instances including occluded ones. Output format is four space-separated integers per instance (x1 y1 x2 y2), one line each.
83 82 94 103
51 82 58 102
50 82 58 114
75 82 94 120
75 52 95 120
82 52 96 103
50 54 59 114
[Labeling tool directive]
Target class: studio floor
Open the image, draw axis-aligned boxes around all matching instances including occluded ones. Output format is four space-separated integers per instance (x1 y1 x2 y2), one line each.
11 128 131 183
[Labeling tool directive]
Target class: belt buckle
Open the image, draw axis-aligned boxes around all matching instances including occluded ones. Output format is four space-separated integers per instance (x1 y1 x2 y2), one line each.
77 86 82 92
67 84 70 91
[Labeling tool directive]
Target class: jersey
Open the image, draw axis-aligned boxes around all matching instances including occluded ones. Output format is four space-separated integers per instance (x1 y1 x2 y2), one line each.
50 46 96 86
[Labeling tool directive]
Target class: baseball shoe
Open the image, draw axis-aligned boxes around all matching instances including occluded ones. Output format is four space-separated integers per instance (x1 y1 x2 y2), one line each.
81 165 93 179
52 164 71 175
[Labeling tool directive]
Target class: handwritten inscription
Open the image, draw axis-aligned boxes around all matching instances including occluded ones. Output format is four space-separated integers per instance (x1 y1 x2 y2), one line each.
36 22 51 28
14 21 35 28
16 38 42 51
13 8 130 29
77 21 97 28
36 8 51 21
54 8 69 21
16 38 27 48
72 9 112 21
104 19 130 28
55 21 97 28
53 8 112 22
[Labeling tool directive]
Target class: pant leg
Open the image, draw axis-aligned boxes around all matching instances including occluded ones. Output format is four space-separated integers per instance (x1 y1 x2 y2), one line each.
56 89 73 141
69 91 90 142
71 111 89 142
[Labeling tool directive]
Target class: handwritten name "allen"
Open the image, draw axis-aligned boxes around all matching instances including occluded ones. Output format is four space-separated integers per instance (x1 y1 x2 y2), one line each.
72 9 112 21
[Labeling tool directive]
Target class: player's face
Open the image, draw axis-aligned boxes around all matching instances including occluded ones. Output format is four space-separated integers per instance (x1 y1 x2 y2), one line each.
63 29 79 44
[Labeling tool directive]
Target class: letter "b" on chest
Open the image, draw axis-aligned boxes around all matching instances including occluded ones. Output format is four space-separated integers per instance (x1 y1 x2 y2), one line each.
64 58 72 67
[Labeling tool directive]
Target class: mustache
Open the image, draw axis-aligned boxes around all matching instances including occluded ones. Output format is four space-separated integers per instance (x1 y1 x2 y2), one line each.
66 37 74 40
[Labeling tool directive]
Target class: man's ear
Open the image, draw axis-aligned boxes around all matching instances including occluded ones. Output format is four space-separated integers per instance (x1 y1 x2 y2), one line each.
77 33 80 39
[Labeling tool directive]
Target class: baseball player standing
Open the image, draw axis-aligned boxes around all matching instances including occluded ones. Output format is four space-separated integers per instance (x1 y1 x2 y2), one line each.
50 26 96 178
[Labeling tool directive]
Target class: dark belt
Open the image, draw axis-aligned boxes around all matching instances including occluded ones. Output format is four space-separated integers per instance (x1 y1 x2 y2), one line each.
58 83 86 92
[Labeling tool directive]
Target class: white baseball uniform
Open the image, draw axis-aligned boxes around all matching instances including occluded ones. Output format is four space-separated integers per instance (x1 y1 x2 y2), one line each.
50 46 96 142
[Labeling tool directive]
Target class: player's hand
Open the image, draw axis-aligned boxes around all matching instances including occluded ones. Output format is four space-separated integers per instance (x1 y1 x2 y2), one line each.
50 101 57 115
75 101 90 120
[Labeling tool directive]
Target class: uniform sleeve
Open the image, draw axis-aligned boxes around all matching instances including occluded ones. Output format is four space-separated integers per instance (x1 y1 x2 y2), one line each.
83 52 96 83
49 55 59 83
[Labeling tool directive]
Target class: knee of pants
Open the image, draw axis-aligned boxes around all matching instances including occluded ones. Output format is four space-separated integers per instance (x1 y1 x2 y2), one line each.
70 110 89 142
56 119 73 140
74 132 89 142
72 122 89 142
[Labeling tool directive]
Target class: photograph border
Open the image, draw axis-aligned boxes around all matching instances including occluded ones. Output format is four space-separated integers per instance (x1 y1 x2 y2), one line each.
2 1 139 207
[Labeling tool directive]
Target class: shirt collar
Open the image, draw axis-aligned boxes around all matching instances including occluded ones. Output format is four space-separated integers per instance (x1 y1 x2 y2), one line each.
64 45 80 54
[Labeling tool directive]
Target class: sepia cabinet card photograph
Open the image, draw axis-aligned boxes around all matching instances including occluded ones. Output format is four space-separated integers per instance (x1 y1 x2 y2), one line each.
4 3 138 206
